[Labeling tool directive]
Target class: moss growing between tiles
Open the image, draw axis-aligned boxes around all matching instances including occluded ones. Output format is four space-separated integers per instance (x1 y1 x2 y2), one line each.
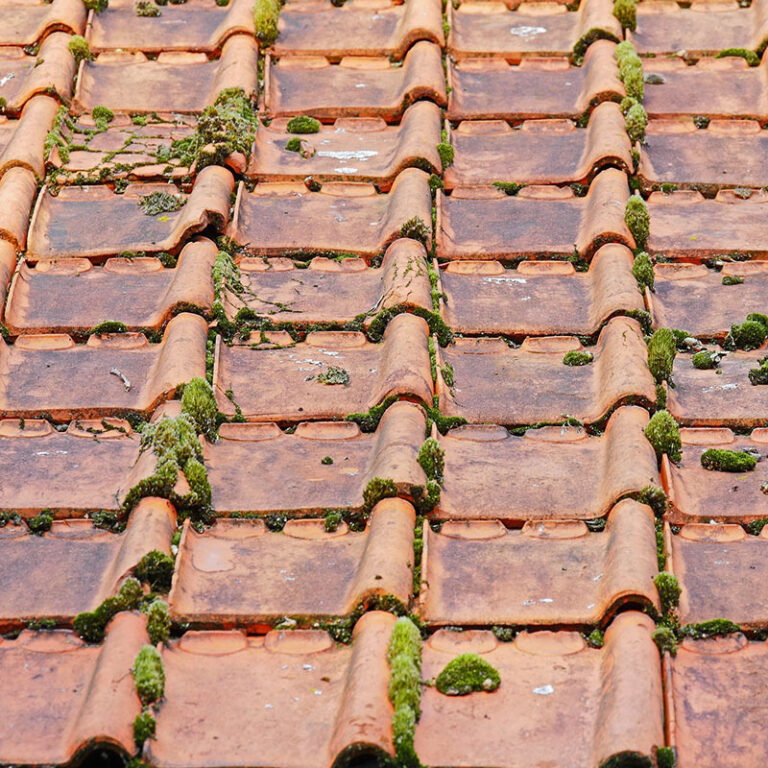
44 105 72 164
324 509 342 531
27 510 53 536
647 328 676 386
716 48 760 66
644 411 681 463
613 0 636 31
749 357 768 385
181 377 220 442
88 320 127 336
286 116 321 134
656 747 676 768
285 137 302 153
133 709 156 746
254 0 282 45
133 644 165 705
400 216 430 246
136 1 162 15
346 395 398 432
700 448 757 472
586 629 604 648
138 191 185 216
68 35 93 65
363 477 398 514
691 350 721 370
722 275 744 286
679 619 741 639
632 252 654 292
625 195 650 250
136 550 175 592
145 599 171 645
652 626 677 656
725 315 768 351
654 572 681 616
625 103 648 144
563 350 593 366
638 485 667 518
437 129 454 169
73 577 143 643
84 0 109 11
436 654 500 696
615 43 643 101
492 181 524 196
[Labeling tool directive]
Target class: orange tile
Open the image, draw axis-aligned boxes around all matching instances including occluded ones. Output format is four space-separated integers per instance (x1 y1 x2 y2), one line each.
247 101 442 188
447 39 624 120
439 244 644 336
444 102 632 188
438 406 660 523
88 0 254 54
0 0 86 46
227 169 432 259
416 612 664 768
73 35 258 114
146 611 397 768
0 498 175 630
205 400 428 515
0 312 207 420
437 168 633 260
262 42 447 121
662 427 768 523
27 165 234 261
0 95 59 181
0 166 38 251
5 239 216 335
274 0 444 59
0 611 147 766
215 313 433 422
0 240 18 319
447 0 621 61
419 499 659 628
223 239 433 328
169 498 414 629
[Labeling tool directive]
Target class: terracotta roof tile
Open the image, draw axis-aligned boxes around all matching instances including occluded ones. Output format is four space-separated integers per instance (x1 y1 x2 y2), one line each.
5 239 216 335
438 243 644 336
214 313 433 422
87 0 255 54
0 0 86 46
0 241 17 317
228 168 432 259
0 312 208 420
437 406 660 523
666 633 768 768
437 168 633 260
0 498 175 630
447 0 621 61
0 166 38 250
0 34 75 116
205 400 428 515
169 499 414 629
416 612 664 768
419 499 659 628
223 238 433 328
649 262 768 340
668 522 768 629
72 34 258 114
262 41 447 121
27 165 234 261
274 0 445 59
661 427 768 523
444 102 632 188
247 101 442 187
145 611 397 768
0 95 59 181
446 39 624 121
0 611 147 766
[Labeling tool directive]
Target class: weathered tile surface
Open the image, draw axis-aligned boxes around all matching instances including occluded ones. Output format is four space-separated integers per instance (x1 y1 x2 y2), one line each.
0 0 86 46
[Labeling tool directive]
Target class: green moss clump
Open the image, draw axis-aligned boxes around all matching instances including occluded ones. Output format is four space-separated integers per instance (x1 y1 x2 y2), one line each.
363 476 397 513
716 48 759 66
400 216 430 245
620 96 638 115
563 350 593 366
637 484 667 518
632 252 654 292
285 136 302 152
145 599 171 645
435 653 500 696
492 181 524 196
132 645 165 705
73 577 143 643
692 350 720 369
44 105 72 164
317 366 350 386
700 448 757 473
89 320 127 336
644 410 681 463
417 437 444 481
647 327 676 386
586 629 604 648
388 617 423 768
657 746 676 768
437 142 454 169
321 456 334 465
726 318 768 351
679 619 741 639
613 0 636 31
625 195 650 250
181 377 220 442
614 41 636 63
92 105 114 124
324 509 342 531
651 626 677 656
625 103 648 144
286 115 321 134
254 0 281 44
654 571 681 615
84 0 109 11
748 357 768 385
136 1 161 15
722 275 744 286
68 35 93 65
27 510 53 535
135 550 175 592
133 710 156 745
138 191 184 215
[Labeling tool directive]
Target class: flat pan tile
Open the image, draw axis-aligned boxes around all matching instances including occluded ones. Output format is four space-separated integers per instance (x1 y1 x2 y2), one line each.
437 316 655 426
73 35 258 114
223 239 433 328
667 634 768 768
274 0 444 59
0 498 175 629
146 612 397 768
0 612 147 766
88 0 254 53
438 406 660 522
0 0 86 46
5 239 216 335
27 165 233 261
416 613 663 768
437 168 632 260
670 523 768 629
649 262 768 340
439 244 644 336
0 95 59 181
205 400 428 515
247 101 441 188
419 499 659 627
447 0 621 60
447 39 624 120
228 169 432 259
444 102 632 188
262 41 447 122
215 313 433 422
662 427 768 523
169 498 414 628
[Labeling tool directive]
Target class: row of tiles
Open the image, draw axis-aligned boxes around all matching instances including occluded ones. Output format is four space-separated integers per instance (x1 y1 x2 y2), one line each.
0 401 763 522
9 165 768 261
5 495 768 630
2 608 765 768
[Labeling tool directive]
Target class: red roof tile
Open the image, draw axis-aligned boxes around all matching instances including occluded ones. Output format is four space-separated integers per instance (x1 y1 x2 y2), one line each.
0 0 86 46
0 95 59 181
0 166 39 250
